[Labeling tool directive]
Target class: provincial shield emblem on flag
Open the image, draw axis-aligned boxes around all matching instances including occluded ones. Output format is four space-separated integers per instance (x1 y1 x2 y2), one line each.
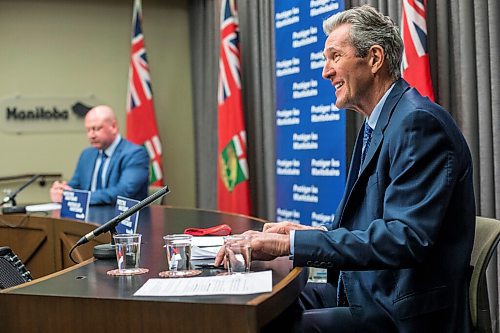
219 135 248 192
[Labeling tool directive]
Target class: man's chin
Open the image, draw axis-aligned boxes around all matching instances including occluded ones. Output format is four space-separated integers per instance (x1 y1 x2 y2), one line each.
334 100 344 109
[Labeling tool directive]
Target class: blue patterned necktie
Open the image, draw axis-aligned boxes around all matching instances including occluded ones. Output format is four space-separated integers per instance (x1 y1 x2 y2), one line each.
361 122 373 165
95 152 107 190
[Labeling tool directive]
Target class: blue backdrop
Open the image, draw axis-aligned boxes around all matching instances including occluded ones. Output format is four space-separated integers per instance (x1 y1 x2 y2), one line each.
274 0 345 227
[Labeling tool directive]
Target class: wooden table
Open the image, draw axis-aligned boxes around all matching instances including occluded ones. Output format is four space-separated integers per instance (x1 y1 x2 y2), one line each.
0 206 307 332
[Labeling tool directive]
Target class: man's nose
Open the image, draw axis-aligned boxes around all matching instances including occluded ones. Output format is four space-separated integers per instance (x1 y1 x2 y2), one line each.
322 61 336 80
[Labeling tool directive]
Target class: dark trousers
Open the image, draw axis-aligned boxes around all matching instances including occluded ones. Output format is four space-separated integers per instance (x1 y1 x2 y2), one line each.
262 282 377 333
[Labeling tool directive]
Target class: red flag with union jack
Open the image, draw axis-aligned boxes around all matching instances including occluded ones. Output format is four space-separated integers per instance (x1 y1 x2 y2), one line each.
126 0 164 186
217 0 251 215
401 0 435 101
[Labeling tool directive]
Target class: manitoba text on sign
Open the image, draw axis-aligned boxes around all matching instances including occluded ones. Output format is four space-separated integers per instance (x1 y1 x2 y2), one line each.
274 0 345 227
0 95 101 134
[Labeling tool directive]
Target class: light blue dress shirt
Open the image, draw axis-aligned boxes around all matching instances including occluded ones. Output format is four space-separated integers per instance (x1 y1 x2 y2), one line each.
91 135 122 191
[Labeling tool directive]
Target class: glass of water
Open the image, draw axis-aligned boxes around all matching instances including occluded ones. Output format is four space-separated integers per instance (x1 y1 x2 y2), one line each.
113 233 142 274
223 235 252 274
163 234 195 277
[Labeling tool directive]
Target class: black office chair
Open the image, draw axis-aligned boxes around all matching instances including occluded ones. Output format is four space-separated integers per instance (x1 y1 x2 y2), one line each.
0 246 32 289
469 217 500 333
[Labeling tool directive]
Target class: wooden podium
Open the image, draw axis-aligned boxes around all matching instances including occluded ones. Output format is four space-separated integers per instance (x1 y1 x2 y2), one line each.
0 213 110 278
0 206 307 333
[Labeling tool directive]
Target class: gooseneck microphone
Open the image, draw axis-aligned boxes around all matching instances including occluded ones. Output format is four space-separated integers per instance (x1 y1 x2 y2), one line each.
74 185 170 248
1 174 41 207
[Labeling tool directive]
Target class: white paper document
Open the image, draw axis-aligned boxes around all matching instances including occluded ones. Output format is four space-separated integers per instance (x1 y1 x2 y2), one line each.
191 236 224 247
134 270 272 296
25 203 61 212
191 246 220 259
191 236 224 259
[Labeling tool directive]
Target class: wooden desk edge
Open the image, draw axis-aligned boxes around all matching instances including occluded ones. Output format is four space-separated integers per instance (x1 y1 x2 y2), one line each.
247 266 301 306
252 266 308 327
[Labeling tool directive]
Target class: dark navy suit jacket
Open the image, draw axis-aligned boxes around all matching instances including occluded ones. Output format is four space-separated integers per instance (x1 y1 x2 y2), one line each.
293 79 475 332
68 138 149 205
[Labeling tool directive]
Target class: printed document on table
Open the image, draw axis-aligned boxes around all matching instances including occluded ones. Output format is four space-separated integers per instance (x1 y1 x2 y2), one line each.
191 236 224 247
191 236 224 259
134 270 272 296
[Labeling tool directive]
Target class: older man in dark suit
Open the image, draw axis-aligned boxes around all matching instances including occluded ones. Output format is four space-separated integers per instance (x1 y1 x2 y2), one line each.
216 5 475 333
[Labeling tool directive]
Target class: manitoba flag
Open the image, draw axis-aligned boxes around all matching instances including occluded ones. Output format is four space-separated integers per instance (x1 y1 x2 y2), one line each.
217 0 251 215
401 0 435 101
126 0 164 186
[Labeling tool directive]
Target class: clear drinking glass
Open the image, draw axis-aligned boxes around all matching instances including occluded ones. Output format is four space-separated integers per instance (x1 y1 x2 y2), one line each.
113 233 142 274
223 235 252 274
163 234 193 276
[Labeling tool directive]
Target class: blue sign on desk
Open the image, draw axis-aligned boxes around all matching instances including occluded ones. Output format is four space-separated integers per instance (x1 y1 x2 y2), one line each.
114 196 140 234
60 189 91 222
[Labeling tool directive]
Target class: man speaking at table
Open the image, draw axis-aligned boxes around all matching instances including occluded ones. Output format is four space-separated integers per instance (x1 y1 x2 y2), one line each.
50 105 149 205
216 5 475 333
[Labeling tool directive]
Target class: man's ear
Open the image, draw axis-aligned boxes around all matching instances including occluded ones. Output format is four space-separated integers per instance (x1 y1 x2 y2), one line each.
111 119 119 133
369 45 385 74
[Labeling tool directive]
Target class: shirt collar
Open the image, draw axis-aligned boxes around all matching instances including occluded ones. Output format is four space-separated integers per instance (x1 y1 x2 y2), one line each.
366 82 396 130
103 134 121 157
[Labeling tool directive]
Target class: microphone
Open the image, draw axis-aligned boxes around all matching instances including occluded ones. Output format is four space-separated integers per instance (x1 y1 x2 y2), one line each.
74 184 170 248
1 174 41 207
2 206 27 214
2 203 62 215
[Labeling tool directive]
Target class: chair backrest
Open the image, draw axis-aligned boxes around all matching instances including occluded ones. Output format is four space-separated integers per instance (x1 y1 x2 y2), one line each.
0 246 32 289
148 186 166 205
469 216 500 333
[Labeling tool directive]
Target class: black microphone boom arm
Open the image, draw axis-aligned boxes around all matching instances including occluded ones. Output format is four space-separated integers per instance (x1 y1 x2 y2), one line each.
74 185 170 247
1 174 41 207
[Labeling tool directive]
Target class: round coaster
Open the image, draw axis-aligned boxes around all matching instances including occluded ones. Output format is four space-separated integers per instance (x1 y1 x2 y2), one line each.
158 270 202 278
107 268 149 276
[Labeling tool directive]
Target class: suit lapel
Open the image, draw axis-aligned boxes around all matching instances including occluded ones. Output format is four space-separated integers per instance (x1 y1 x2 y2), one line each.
336 79 411 226
105 139 124 187
84 149 99 190
358 79 410 176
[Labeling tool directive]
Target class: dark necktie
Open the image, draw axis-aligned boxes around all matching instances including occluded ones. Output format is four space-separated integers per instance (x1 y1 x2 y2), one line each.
360 122 373 165
95 152 107 190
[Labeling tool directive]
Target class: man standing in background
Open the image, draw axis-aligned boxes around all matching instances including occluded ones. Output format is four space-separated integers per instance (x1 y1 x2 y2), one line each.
50 105 149 205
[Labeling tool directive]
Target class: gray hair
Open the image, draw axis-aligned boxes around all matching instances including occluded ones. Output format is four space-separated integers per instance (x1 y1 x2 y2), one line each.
323 5 403 79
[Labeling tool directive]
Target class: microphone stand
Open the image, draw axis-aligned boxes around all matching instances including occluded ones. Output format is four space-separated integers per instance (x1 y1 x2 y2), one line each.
70 185 170 261
1 174 41 207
